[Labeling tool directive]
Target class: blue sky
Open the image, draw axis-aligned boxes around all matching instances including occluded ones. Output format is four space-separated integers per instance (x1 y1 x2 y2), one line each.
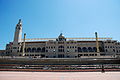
0 0 120 49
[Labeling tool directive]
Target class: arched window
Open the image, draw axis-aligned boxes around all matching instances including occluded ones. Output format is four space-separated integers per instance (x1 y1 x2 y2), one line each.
19 54 22 56
78 47 82 52
99 47 104 52
32 48 36 52
58 46 61 48
59 49 64 52
106 49 108 52
58 45 64 48
24 48 26 52
37 48 41 52
88 47 93 52
93 47 97 52
58 54 64 58
82 47 88 52
113 49 115 52
20 47 22 52
27 48 31 52
42 47 45 52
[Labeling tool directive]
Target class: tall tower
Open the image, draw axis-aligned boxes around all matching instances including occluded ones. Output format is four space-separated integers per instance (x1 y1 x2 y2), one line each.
13 19 22 43
12 19 22 55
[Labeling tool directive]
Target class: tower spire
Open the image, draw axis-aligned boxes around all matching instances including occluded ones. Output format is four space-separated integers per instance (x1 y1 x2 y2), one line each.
18 19 21 23
13 19 22 43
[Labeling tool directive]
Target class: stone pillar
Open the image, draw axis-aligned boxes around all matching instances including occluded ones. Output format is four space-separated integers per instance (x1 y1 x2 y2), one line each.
22 33 26 56
95 32 100 55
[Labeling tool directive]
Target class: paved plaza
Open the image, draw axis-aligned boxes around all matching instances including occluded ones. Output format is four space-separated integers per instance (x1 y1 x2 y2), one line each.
0 71 120 80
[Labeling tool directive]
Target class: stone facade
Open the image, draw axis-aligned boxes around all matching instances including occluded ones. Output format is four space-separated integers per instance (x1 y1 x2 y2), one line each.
5 20 120 58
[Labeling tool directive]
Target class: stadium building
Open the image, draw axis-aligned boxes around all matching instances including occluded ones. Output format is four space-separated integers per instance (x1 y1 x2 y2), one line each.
5 19 120 58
